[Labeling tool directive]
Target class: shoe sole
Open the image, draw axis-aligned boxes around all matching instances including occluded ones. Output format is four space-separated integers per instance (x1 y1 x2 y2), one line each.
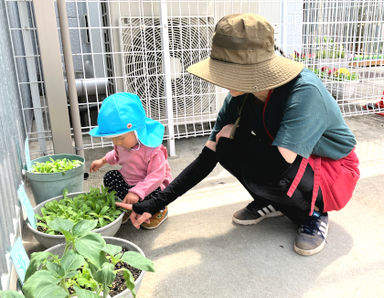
232 211 283 225
294 225 328 256
294 240 326 256
141 212 168 230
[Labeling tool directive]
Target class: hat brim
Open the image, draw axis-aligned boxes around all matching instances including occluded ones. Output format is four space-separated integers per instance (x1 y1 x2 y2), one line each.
90 117 164 148
187 55 304 93
136 117 165 148
89 127 131 138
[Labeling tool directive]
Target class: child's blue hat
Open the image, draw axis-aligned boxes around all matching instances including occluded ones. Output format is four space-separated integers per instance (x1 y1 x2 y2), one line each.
89 93 164 148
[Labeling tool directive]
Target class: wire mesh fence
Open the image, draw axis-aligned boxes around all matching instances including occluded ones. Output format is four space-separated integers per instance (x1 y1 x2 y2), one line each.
4 0 384 157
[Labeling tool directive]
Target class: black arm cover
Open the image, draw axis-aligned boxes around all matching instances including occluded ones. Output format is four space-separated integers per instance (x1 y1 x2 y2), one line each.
132 146 218 215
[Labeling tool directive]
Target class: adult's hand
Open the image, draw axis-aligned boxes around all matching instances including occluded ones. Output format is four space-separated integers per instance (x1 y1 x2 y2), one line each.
115 202 151 229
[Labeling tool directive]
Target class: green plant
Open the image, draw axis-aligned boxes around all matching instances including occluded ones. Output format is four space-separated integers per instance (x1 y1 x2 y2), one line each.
31 158 83 174
311 66 359 81
315 36 345 59
36 187 123 234
22 218 154 298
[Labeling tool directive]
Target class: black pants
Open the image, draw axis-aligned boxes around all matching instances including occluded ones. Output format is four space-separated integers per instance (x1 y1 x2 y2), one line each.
216 138 324 224
103 170 161 202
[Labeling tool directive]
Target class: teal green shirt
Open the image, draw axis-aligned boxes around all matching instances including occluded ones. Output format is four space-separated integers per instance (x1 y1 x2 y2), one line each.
209 68 356 159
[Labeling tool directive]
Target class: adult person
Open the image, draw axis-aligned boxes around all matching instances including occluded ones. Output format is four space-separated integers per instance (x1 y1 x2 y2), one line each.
116 13 360 256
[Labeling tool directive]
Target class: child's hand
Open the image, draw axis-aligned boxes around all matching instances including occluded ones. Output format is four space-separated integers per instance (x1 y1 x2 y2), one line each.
123 192 140 204
90 158 106 172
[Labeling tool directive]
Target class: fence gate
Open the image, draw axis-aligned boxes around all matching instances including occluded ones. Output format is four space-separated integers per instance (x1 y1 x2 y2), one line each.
4 0 384 157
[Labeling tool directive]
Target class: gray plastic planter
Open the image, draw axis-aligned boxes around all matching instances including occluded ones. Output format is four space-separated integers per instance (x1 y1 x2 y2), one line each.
27 192 124 248
26 154 85 205
46 237 145 298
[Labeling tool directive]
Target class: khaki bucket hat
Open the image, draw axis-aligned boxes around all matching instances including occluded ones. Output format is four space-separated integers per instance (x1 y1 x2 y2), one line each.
187 13 304 93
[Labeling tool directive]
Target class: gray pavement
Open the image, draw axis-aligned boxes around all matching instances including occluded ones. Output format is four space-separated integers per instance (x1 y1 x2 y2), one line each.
24 114 384 297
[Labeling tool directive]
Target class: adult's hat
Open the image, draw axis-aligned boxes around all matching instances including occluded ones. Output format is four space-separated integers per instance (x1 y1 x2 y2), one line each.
187 13 304 92
89 93 164 148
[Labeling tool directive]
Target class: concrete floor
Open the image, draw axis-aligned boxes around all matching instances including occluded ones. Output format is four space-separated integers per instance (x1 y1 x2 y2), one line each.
24 114 384 298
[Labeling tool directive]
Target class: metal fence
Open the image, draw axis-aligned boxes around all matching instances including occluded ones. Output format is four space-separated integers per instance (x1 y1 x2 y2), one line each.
0 0 26 290
4 0 384 157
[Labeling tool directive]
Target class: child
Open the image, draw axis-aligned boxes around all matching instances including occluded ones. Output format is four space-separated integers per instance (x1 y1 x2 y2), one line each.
89 92 172 229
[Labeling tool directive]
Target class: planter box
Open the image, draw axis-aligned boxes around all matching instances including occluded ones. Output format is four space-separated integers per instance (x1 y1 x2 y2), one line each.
26 154 85 204
46 237 145 298
324 80 359 100
27 192 124 248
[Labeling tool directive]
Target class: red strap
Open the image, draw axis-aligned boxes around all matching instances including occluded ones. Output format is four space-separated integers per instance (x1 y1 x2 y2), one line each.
286 156 322 216
287 158 308 197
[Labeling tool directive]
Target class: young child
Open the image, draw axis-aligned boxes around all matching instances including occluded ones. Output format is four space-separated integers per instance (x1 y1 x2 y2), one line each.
89 92 172 229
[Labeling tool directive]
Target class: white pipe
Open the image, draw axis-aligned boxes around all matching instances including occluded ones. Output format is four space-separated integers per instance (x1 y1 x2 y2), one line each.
159 0 176 157
57 0 84 157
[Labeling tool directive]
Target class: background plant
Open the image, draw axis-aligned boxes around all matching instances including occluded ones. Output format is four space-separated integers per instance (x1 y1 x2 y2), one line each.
311 66 359 81
22 218 155 298
31 158 83 174
36 187 123 234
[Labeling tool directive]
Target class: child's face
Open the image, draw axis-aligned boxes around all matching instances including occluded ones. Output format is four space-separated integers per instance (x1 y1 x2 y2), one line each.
112 131 138 148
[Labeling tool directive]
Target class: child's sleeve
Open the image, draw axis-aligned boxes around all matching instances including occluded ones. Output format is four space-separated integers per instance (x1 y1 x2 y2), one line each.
104 146 120 165
129 147 167 200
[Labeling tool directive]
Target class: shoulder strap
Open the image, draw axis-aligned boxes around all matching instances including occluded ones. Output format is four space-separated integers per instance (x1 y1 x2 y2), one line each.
229 94 249 139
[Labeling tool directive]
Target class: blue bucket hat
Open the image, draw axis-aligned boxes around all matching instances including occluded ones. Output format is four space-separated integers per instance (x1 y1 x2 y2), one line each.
89 93 164 148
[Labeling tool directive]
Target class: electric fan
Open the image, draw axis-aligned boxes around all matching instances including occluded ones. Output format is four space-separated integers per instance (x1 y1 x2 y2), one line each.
120 17 216 124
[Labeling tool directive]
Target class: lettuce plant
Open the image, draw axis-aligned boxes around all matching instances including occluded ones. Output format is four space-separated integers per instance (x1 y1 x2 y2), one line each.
36 187 122 234
31 158 83 174
22 218 154 298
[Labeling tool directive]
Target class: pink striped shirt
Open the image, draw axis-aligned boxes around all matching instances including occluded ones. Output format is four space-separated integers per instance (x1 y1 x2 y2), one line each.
104 144 172 200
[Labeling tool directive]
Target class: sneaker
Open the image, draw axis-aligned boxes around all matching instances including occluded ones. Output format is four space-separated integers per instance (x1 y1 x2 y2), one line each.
294 211 328 256
232 204 283 225
141 207 168 230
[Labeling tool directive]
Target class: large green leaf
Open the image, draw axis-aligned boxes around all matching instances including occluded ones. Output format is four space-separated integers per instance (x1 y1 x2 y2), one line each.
120 251 155 272
46 262 65 278
47 218 74 233
61 250 85 274
0 290 25 298
72 220 98 237
74 232 105 265
22 270 62 298
102 244 122 257
93 262 115 286
24 251 53 281
73 286 100 298
33 285 68 298
122 268 136 298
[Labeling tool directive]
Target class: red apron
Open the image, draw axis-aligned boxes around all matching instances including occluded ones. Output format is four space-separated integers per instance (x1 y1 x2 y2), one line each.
263 90 360 215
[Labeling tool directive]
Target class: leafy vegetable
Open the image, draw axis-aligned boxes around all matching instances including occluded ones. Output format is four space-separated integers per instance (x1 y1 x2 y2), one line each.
31 157 83 174
22 219 155 298
36 187 123 235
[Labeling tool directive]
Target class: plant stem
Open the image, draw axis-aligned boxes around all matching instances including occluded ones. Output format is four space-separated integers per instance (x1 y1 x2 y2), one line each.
61 279 70 295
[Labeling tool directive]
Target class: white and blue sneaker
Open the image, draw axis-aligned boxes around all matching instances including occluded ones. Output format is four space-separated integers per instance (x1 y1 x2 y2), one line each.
232 204 283 225
294 211 328 256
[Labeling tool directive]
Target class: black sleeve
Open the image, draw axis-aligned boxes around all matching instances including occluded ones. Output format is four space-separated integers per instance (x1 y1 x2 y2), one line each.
132 146 218 215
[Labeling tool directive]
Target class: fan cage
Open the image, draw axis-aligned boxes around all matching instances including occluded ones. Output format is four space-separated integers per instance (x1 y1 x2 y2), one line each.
120 16 217 125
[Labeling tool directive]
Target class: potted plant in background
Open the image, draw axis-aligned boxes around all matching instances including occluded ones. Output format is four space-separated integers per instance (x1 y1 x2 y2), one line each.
312 66 360 99
26 154 85 205
27 187 124 248
18 219 154 298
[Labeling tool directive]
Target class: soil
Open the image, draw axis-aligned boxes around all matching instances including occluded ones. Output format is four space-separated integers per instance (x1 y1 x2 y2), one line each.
37 220 48 233
109 248 142 297
67 247 142 297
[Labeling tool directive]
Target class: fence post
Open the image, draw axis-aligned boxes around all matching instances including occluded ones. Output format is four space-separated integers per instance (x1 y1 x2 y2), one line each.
32 0 74 154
